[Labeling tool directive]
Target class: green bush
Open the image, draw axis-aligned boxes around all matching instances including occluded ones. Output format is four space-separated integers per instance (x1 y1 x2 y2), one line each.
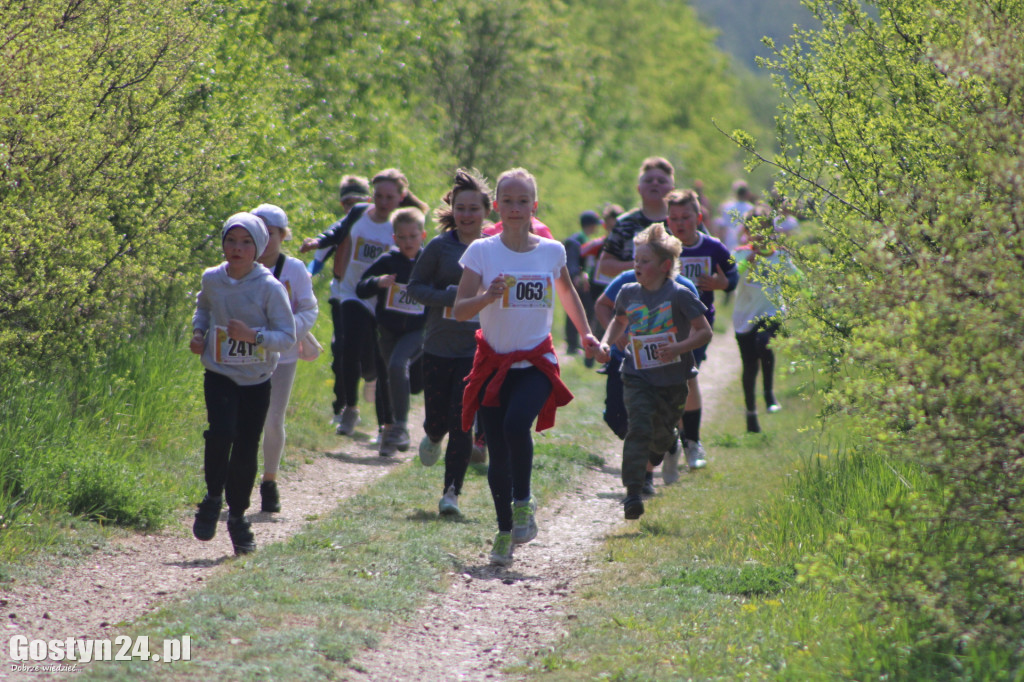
735 0 1024 673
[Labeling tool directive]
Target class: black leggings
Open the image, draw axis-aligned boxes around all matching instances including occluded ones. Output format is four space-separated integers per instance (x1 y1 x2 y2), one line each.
334 300 392 426
735 319 780 412
478 367 552 532
422 353 474 495
203 371 271 517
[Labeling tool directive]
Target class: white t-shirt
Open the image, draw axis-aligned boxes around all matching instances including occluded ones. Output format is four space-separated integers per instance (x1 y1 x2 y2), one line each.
329 211 393 311
459 235 565 364
275 255 319 364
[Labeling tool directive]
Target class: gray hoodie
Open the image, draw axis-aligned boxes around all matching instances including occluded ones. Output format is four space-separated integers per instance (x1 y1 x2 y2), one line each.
192 262 296 386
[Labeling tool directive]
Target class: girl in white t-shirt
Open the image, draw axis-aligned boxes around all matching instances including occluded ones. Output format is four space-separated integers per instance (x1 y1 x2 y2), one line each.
454 168 600 568
301 169 428 441
252 204 319 514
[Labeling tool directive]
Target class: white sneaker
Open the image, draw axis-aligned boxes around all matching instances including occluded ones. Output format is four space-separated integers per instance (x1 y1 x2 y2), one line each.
767 402 783 413
684 439 707 469
663 436 683 484
438 485 460 515
418 435 442 466
336 406 360 435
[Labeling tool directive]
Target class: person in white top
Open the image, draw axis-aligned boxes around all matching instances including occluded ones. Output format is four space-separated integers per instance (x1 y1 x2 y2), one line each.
454 167 600 568
251 204 319 513
300 169 428 439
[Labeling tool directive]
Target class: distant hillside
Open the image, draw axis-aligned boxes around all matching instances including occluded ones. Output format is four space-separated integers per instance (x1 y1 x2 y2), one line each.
689 0 819 71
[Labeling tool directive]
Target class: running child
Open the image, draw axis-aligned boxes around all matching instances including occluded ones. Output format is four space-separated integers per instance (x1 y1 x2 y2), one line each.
252 204 319 513
408 169 490 515
596 223 711 519
454 167 599 568
595 156 675 284
299 168 428 439
190 212 296 555
665 188 738 469
593 267 698 489
732 203 798 433
356 207 428 455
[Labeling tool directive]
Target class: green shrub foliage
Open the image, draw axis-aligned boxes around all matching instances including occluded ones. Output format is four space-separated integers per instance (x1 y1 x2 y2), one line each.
745 0 1024 670
0 1 298 377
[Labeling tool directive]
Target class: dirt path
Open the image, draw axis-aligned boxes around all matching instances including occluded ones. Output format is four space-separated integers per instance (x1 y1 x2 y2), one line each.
2 328 740 682
0 429 406 647
347 333 740 680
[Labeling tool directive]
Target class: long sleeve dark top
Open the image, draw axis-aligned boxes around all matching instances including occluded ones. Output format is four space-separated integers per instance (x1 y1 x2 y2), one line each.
356 248 426 335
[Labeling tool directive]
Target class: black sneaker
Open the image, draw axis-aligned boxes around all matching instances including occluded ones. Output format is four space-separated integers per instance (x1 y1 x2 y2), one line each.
227 516 256 555
641 472 656 497
192 494 222 541
260 480 281 513
623 494 644 520
746 411 761 433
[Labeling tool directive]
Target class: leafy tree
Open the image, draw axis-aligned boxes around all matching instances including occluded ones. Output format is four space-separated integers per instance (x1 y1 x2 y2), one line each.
735 0 1024 672
0 1 313 378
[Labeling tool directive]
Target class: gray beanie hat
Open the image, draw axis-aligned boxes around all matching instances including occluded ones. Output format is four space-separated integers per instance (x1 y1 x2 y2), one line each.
222 211 269 260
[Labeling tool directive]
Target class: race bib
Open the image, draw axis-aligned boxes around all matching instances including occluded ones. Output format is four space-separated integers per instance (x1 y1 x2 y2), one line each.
443 306 479 323
385 283 425 315
353 236 389 264
500 272 553 309
679 256 713 282
630 332 680 370
213 326 266 365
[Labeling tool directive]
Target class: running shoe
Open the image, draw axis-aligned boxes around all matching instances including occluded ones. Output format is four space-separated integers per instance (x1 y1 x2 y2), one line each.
438 485 460 515
511 497 538 544
391 424 411 452
489 532 514 567
419 435 442 467
641 472 656 497
662 436 683 485
747 411 762 433
227 515 256 555
192 494 222 541
623 494 644 520
766 402 783 414
259 480 281 513
378 425 398 456
470 433 487 463
336 406 360 436
684 439 707 469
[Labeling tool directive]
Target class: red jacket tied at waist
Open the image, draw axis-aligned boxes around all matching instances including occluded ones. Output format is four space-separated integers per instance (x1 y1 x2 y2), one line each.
462 330 573 433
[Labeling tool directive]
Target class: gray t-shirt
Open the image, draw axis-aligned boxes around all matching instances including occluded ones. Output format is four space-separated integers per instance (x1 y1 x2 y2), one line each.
613 279 707 386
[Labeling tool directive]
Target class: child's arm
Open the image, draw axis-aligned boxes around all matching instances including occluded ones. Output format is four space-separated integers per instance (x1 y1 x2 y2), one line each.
655 314 712 363
554 265 600 355
190 286 210 354
596 314 628 364
256 284 297 352
408 243 456 308
595 250 634 282
355 254 395 299
331 236 353 280
291 265 319 338
453 267 502 321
